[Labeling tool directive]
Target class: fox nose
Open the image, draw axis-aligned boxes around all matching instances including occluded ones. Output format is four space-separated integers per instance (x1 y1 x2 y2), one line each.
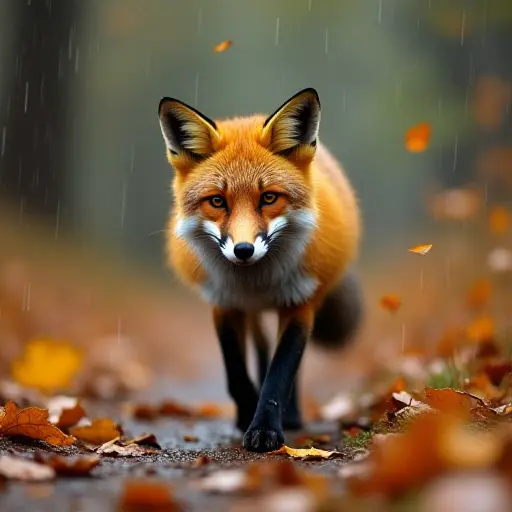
233 242 254 261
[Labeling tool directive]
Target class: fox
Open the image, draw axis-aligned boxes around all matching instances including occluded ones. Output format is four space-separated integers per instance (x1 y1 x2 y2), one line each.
157 88 362 452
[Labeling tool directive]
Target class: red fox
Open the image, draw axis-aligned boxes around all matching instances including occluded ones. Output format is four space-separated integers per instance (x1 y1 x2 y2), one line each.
158 88 362 452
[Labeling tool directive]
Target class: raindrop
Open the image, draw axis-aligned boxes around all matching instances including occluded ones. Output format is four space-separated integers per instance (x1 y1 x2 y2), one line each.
25 283 31 312
40 74 45 104
55 200 60 238
194 72 200 107
121 180 126 228
401 323 406 352
117 317 122 346
1 126 6 157
460 10 466 46
74 47 80 73
308 0 312 11
129 146 135 174
378 0 382 23
197 7 202 33
342 89 346 112
68 25 75 60
275 18 280 46
452 134 458 172
24 82 29 113
324 28 329 55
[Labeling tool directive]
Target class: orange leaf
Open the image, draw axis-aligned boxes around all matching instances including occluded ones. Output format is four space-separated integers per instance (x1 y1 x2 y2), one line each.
489 206 511 236
464 373 504 401
0 401 74 447
118 481 180 511
47 396 87 430
422 388 476 418
34 453 100 477
158 400 193 417
408 244 432 255
380 294 401 313
467 316 495 343
69 418 121 446
405 122 431 153
269 445 343 460
196 403 223 418
213 40 232 53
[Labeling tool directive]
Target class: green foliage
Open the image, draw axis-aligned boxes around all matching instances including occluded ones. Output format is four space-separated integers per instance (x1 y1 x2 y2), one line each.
343 430 374 449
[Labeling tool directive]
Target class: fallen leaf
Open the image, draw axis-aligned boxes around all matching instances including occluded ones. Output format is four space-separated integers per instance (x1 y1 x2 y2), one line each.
269 445 343 461
196 403 223 418
405 122 431 152
69 418 122 446
489 206 511 236
380 294 401 313
482 361 512 386
183 434 198 443
118 480 181 511
34 453 100 477
46 396 86 429
465 372 504 401
466 279 492 310
96 437 158 456
158 400 193 417
131 404 159 421
0 401 74 447
423 388 487 419
122 433 161 449
0 455 55 481
213 40 232 53
408 244 433 255
11 339 83 393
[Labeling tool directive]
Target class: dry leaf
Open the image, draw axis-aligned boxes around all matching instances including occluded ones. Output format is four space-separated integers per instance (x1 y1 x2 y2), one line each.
380 294 401 313
408 244 433 255
0 455 55 481
405 122 431 152
34 453 100 477
69 418 122 446
118 480 180 511
122 433 161 449
489 206 511 236
423 388 487 418
11 339 83 393
158 401 193 417
0 401 74 447
269 445 342 461
213 40 232 53
96 437 158 456
46 396 86 429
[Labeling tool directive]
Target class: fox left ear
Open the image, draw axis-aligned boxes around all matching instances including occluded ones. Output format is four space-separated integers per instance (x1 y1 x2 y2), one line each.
261 88 321 157
158 97 220 164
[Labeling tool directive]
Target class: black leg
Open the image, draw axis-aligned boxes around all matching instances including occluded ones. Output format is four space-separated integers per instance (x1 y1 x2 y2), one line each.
243 307 312 452
282 379 303 430
248 314 270 389
213 308 259 432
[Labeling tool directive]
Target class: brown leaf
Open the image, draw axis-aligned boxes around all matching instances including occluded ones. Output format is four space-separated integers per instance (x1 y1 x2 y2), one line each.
69 418 122 446
464 372 504 401
183 434 198 443
0 401 74 447
46 396 86 429
380 294 401 313
408 244 433 255
482 361 512 386
213 40 232 53
405 122 431 152
122 433 161 449
467 316 495 343
131 404 159 421
118 480 181 511
96 437 158 457
0 455 55 481
423 388 487 418
34 453 100 477
269 445 343 461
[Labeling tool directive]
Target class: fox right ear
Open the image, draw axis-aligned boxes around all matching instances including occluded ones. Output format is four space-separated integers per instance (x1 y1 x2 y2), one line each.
158 98 220 164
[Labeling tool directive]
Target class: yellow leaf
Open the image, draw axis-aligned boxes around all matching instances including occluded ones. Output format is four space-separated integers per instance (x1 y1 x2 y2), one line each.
11 339 83 393
213 40 232 53
69 418 122 446
0 401 74 447
269 445 342 460
405 122 431 153
408 244 433 255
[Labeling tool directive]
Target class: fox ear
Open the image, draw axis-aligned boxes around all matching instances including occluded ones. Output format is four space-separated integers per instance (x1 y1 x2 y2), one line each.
261 88 321 157
158 98 220 162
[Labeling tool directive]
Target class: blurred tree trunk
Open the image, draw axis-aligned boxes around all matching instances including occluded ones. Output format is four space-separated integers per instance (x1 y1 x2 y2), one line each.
0 0 80 224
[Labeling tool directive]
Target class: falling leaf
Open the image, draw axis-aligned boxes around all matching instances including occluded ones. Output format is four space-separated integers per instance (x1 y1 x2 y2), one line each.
46 396 86 429
11 339 83 393
69 418 122 446
405 122 431 153
0 455 55 481
34 453 100 477
380 294 401 313
269 445 343 461
118 481 181 511
466 279 492 311
467 316 495 343
408 244 433 255
0 401 74 447
489 206 511 236
213 40 232 53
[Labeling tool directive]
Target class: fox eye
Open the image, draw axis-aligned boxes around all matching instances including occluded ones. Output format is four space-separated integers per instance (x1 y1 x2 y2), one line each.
261 192 278 206
208 196 226 208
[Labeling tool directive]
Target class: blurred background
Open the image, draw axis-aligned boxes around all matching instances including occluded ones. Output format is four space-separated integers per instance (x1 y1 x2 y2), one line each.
0 0 511 412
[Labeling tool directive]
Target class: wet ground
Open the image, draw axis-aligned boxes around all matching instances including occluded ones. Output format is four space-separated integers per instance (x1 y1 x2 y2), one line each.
0 400 349 512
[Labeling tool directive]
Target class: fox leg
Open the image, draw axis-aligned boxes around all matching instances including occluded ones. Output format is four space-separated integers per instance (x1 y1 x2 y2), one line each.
243 305 313 452
213 307 259 432
247 314 270 389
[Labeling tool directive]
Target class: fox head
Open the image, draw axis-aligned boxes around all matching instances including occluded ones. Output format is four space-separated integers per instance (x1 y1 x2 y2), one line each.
158 88 320 270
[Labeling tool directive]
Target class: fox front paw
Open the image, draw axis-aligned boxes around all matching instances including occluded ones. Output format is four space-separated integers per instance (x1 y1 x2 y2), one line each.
243 426 284 452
